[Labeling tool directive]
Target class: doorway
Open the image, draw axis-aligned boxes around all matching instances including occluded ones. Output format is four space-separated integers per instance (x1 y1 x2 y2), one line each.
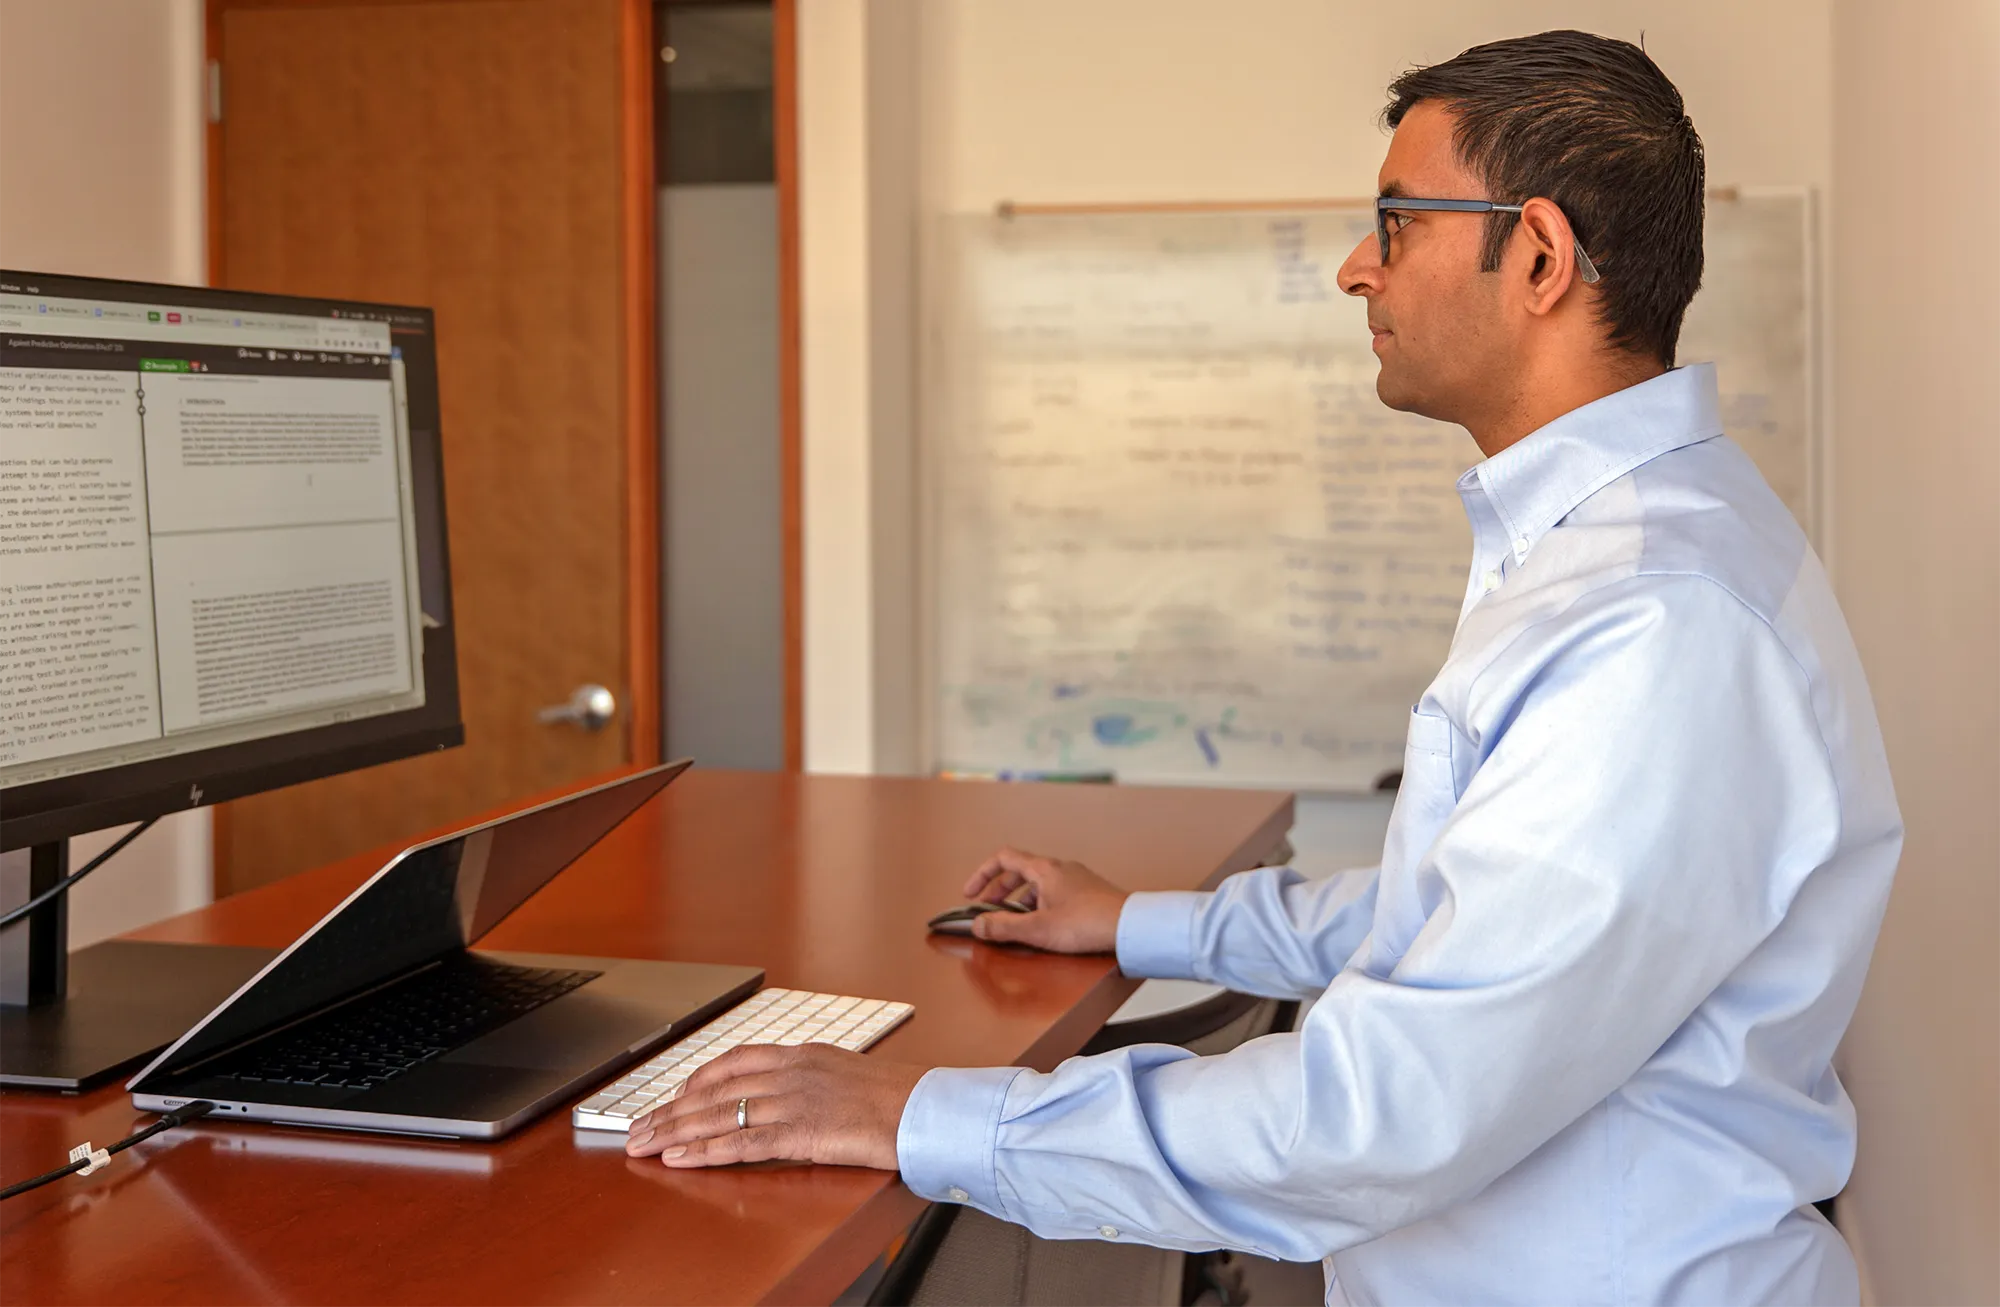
656 0 796 771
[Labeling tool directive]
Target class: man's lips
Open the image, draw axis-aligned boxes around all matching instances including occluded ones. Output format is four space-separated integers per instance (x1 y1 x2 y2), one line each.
1369 324 1393 352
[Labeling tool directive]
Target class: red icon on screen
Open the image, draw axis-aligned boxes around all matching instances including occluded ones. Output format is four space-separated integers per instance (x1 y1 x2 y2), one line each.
166 312 181 323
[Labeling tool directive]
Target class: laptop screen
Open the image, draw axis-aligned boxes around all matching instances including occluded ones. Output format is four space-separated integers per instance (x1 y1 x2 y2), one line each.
133 763 687 1084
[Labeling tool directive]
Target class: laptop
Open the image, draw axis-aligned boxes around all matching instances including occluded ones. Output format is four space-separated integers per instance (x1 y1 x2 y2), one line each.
129 762 763 1139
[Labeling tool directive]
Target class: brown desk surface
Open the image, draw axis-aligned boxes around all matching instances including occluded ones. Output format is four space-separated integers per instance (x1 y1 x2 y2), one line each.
1 770 1291 1305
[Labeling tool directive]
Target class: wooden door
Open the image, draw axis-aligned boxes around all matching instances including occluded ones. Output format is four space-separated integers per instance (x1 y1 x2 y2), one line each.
207 0 659 893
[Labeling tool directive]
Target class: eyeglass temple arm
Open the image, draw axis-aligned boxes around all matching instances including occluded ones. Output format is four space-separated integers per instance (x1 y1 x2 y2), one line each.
1487 203 1601 284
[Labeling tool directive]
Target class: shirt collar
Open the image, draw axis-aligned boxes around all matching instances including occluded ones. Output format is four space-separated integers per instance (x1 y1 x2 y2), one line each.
1457 363 1725 562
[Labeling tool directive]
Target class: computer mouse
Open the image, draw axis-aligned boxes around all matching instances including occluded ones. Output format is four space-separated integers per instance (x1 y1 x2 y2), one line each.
926 900 1032 935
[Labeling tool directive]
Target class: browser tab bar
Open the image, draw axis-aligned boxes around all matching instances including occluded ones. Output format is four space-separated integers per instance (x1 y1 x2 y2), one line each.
0 292 392 353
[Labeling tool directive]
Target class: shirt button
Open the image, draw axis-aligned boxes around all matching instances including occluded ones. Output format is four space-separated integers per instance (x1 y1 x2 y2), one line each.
1098 1224 1120 1239
1513 536 1530 555
1482 570 1502 593
946 1187 969 1203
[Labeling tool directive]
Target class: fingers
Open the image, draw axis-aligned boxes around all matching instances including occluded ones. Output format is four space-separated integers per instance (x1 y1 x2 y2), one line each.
626 1047 825 1167
624 1044 798 1153
974 870 1030 904
627 1092 735 1155
626 1043 853 1150
632 1077 772 1145
962 857 1011 900
622 1042 915 1173
659 1124 796 1168
628 1070 797 1159
965 846 1048 901
629 1067 789 1144
661 1043 793 1110
970 905 1038 945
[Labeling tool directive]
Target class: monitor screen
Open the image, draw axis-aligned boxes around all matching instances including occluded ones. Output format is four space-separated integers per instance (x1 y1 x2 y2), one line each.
0 271 462 848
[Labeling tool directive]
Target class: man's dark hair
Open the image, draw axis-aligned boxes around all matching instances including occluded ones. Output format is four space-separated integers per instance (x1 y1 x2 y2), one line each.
1385 30 1705 367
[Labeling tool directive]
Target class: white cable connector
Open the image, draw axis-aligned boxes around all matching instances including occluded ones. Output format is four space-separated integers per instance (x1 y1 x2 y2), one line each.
3 1102 214 1202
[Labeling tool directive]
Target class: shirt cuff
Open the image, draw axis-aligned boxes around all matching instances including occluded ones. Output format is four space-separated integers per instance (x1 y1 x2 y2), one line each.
897 1064 1025 1213
1115 890 1205 980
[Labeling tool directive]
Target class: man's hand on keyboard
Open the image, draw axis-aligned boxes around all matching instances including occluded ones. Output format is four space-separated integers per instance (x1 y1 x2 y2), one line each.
624 1044 925 1171
962 846 1130 953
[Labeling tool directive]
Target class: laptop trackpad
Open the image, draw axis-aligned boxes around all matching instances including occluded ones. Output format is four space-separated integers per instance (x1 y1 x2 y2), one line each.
361 1059 571 1117
443 990 648 1071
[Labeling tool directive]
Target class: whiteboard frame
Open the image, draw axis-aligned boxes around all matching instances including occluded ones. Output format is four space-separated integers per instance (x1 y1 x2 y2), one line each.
915 190 1824 792
1720 184 1825 551
914 213 948 781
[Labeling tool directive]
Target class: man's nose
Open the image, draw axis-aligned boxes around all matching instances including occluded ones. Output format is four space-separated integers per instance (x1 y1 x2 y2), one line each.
1338 233 1382 298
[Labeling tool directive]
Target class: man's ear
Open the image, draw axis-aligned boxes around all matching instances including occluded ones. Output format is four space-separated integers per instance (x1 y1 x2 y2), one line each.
1516 197 1584 316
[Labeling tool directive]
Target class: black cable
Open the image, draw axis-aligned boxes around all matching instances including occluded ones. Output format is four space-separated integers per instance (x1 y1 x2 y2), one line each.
0 818 158 930
0 1100 216 1201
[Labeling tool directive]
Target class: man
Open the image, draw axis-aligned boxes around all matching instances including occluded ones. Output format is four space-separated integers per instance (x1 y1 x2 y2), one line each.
629 30 1901 1307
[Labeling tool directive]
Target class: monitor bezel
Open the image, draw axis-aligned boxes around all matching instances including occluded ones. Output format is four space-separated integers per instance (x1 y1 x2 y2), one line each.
0 270 466 851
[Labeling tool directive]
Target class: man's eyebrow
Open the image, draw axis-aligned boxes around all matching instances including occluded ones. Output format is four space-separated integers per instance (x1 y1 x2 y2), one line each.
1378 181 1409 200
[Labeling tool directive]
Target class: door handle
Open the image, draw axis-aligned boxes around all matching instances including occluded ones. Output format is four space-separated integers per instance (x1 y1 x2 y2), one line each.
537 683 617 732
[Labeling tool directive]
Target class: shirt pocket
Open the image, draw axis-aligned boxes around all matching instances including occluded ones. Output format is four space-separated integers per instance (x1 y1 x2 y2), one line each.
1394 704 1461 849
1402 704 1460 802
1367 706 1465 973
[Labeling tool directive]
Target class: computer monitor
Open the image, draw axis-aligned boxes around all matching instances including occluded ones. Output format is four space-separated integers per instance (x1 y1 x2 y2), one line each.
0 270 464 1088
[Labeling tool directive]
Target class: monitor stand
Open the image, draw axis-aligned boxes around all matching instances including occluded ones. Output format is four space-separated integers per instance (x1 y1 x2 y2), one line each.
1 842 276 1091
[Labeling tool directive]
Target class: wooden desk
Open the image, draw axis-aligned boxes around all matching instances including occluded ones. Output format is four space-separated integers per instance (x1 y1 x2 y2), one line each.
1 770 1290 1305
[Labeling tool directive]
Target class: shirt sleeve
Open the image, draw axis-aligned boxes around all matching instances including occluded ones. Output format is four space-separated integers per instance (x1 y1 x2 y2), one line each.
897 576 1842 1262
1114 864 1382 1000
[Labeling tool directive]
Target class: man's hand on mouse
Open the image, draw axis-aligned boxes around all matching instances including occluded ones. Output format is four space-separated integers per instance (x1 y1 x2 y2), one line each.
624 1044 924 1171
962 846 1130 953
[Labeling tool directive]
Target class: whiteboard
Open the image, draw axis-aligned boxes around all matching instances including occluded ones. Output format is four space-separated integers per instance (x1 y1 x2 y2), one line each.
927 192 1815 790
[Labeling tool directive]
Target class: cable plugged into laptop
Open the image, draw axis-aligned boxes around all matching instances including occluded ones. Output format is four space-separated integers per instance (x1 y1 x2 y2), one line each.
0 1100 217 1201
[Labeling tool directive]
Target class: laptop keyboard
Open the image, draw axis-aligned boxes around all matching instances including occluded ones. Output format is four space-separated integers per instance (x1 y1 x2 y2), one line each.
212 955 600 1091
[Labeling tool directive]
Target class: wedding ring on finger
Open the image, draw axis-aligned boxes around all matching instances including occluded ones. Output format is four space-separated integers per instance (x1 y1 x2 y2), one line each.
737 1097 750 1130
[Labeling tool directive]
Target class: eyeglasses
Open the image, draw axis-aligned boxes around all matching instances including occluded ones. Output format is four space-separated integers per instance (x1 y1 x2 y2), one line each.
1374 197 1602 284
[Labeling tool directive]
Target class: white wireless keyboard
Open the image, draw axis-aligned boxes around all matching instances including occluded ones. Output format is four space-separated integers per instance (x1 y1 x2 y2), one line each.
572 988 915 1132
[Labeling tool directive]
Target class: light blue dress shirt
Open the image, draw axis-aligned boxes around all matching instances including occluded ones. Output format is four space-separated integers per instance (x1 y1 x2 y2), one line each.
897 365 1903 1306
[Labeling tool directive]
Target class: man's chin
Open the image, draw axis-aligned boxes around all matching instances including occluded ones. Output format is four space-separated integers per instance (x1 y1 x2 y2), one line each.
1374 366 1455 424
1373 368 1423 416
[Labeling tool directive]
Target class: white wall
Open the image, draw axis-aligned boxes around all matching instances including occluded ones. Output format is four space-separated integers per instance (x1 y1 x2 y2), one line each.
0 0 206 284
0 0 213 943
1827 2 2000 1302
797 0 924 775
919 0 1832 211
